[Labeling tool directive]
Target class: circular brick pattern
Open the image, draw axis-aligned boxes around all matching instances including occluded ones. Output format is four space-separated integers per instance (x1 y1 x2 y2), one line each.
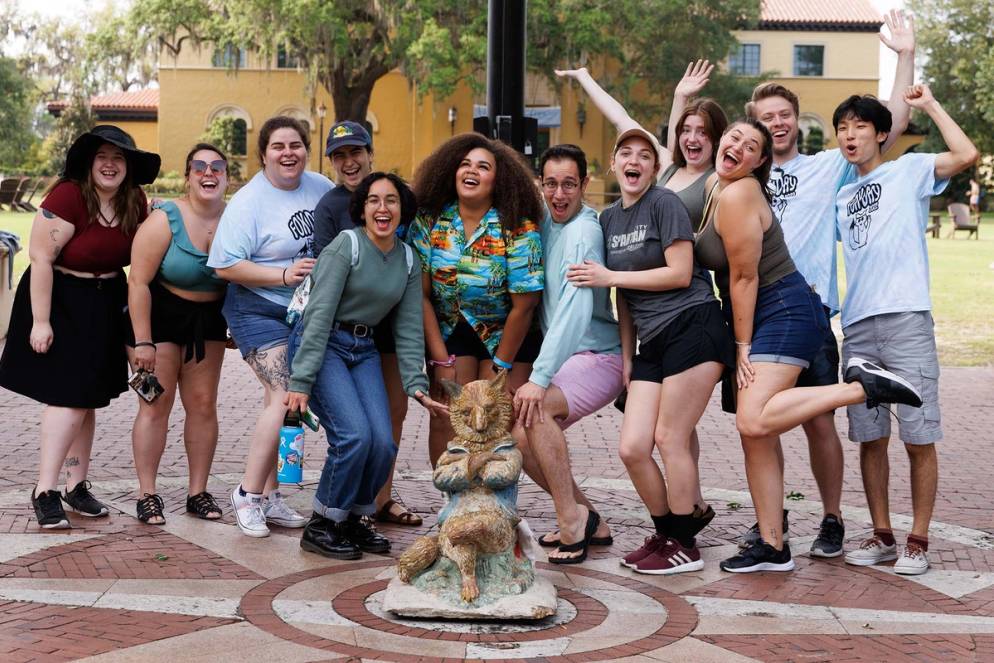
239 560 699 661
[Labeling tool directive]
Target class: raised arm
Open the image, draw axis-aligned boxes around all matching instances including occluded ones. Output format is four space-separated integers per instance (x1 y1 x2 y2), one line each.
904 84 979 179
127 210 171 373
668 60 715 153
880 9 916 153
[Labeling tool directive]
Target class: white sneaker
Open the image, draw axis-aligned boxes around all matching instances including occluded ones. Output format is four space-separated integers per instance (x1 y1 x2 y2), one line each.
894 542 930 575
844 536 898 566
263 490 308 528
230 486 270 537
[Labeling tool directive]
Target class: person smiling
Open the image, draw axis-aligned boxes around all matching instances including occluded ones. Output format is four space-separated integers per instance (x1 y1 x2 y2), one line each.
694 119 923 573
286 172 447 559
567 127 733 575
409 134 544 467
0 126 159 529
207 116 333 538
125 143 230 525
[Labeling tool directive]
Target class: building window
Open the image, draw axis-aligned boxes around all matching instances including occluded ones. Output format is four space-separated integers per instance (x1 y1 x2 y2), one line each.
793 45 824 77
729 43 760 76
212 44 246 68
230 118 248 155
277 44 299 69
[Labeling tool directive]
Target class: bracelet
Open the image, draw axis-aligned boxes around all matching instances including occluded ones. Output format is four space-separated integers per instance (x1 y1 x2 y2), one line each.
135 341 156 349
735 341 751 346
428 354 456 368
282 268 288 286
492 356 513 370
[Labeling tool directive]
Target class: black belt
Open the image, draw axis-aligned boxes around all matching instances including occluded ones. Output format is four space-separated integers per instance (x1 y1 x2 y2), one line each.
333 321 373 338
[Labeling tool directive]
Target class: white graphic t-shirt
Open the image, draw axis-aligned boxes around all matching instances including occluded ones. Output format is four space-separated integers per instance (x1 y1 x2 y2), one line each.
768 148 854 315
835 152 947 328
208 170 333 306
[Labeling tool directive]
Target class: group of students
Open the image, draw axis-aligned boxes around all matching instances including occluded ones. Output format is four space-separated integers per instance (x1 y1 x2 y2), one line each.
0 10 978 577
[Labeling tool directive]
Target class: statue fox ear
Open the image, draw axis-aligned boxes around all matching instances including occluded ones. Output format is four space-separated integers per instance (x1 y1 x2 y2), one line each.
490 368 508 391
440 379 463 399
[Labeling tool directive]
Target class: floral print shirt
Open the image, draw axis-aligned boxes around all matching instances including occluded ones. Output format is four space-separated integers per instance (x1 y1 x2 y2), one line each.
409 203 543 356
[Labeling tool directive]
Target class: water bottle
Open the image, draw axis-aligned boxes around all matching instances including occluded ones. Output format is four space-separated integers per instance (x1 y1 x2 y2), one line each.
277 411 305 483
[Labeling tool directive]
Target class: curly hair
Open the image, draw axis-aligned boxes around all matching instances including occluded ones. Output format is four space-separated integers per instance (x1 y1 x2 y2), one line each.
349 172 418 229
411 133 543 232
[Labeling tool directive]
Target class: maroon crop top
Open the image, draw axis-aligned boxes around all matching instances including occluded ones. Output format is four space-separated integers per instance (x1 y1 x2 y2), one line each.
41 181 146 273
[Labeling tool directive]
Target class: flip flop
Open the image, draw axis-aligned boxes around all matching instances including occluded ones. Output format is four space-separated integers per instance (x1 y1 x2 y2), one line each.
375 499 423 526
548 510 600 565
538 512 613 547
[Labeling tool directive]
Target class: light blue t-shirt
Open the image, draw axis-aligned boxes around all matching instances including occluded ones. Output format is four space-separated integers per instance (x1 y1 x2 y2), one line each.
207 170 333 306
768 148 854 315
836 152 947 328
530 204 621 389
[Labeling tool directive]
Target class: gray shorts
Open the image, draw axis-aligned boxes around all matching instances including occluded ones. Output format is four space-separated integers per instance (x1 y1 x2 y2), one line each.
841 311 941 445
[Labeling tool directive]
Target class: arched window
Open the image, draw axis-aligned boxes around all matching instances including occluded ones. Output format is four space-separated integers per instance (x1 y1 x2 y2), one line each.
275 106 311 135
799 113 826 155
206 105 252 156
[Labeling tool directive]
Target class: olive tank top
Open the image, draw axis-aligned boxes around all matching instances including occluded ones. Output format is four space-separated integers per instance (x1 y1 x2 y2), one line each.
659 163 713 232
694 181 796 298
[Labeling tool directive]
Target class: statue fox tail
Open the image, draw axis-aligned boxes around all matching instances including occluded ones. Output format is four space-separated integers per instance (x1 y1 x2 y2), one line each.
397 535 439 583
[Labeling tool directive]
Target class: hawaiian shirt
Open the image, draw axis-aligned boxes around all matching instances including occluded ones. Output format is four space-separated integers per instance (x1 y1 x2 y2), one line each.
409 203 543 356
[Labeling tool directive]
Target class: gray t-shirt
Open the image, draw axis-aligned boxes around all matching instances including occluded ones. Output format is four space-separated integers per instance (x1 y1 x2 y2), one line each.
601 185 715 343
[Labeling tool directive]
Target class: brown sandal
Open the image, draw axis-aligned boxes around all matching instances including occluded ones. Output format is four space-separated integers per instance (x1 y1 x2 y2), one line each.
375 498 422 526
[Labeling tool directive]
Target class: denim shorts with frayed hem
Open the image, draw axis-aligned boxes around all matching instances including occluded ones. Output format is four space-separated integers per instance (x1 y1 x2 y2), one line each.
222 284 293 358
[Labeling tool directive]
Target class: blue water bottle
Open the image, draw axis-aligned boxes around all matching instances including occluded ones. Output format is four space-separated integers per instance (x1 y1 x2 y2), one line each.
277 411 305 483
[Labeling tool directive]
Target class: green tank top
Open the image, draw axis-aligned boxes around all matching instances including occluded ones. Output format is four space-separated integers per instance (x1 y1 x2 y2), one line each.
660 163 713 232
157 201 225 292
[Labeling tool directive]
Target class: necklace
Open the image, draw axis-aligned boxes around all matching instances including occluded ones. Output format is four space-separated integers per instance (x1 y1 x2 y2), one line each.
98 208 118 227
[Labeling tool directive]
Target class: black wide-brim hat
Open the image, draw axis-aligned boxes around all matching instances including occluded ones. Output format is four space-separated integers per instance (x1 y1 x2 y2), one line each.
63 125 162 185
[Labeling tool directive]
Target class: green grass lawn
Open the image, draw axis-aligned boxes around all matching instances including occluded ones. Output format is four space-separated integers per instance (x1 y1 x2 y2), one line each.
2 209 992 366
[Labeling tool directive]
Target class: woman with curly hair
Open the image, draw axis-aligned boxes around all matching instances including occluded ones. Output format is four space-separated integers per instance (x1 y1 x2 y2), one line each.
410 133 544 465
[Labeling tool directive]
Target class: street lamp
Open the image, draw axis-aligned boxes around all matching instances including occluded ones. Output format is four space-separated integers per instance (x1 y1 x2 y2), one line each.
576 103 586 138
317 102 327 175
448 106 457 135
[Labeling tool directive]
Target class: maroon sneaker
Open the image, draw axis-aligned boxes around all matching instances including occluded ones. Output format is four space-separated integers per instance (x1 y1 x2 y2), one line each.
634 538 704 575
620 533 665 569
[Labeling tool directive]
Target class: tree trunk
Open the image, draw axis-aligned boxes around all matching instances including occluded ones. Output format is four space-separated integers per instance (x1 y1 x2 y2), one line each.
324 59 391 125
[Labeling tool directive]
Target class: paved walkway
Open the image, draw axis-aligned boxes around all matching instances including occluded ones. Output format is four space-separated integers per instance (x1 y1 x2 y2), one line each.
1 351 993 661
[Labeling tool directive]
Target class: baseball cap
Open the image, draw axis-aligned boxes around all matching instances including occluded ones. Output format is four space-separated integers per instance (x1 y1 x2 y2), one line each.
325 121 372 156
613 126 662 164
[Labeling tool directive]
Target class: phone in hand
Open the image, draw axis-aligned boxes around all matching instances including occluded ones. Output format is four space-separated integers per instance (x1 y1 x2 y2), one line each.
129 369 165 403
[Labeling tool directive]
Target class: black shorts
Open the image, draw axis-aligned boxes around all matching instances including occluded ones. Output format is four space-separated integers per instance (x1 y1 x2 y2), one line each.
0 268 128 409
631 301 734 383
125 280 227 363
373 311 396 355
444 317 543 364
795 311 840 387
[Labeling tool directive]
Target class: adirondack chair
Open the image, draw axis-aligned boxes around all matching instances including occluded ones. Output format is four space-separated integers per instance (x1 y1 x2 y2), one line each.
13 177 38 212
0 177 22 211
946 203 980 239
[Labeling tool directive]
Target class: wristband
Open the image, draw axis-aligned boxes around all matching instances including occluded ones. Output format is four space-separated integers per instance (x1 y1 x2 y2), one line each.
428 354 456 368
282 268 288 286
492 356 513 370
735 341 751 346
135 341 156 349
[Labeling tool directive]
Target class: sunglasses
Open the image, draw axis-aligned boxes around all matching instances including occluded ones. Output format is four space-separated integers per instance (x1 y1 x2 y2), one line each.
190 159 227 176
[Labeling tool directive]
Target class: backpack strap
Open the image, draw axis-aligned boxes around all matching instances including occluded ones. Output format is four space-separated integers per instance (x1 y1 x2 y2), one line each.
342 228 360 267
403 242 414 274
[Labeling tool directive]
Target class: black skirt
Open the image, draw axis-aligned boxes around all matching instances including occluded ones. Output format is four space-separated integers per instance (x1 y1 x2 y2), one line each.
0 267 128 408
124 279 227 363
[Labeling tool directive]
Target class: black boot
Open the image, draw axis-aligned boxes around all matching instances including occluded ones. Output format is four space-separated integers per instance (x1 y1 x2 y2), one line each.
300 513 361 560
342 514 391 553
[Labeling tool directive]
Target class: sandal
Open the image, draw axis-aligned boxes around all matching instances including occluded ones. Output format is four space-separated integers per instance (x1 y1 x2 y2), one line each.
375 498 422 526
136 493 165 525
186 491 222 520
549 510 600 566
538 512 613 547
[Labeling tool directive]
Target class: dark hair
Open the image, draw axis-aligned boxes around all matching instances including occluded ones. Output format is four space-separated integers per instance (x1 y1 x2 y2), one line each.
539 144 588 180
349 172 418 229
746 82 800 119
257 116 310 166
725 118 774 205
412 133 543 233
672 98 728 169
183 142 228 177
832 95 892 144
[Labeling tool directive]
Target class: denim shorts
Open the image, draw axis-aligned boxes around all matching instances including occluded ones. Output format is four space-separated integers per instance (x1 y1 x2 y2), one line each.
795 312 840 387
221 284 293 358
747 271 829 369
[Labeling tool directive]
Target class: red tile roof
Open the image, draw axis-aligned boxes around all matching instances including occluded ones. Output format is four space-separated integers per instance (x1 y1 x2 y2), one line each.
759 0 882 30
47 89 159 113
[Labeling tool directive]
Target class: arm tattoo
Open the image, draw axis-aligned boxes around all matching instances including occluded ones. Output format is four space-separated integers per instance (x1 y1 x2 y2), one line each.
245 346 290 391
42 208 56 219
49 229 59 243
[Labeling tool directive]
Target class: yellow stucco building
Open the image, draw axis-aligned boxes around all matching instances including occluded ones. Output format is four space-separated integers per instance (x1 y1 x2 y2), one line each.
62 0 921 185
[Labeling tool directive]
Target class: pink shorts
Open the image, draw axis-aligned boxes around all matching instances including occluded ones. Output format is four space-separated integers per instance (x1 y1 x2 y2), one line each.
550 351 624 430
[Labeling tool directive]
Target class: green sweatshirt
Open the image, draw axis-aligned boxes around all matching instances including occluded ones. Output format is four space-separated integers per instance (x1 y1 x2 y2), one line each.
289 229 429 397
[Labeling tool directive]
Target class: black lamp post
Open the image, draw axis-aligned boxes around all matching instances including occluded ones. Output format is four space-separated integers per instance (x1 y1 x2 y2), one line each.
448 106 457 135
576 103 587 138
317 102 327 175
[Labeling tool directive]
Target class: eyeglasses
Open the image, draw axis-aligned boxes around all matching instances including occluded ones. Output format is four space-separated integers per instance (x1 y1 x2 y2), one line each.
190 159 228 176
542 180 579 192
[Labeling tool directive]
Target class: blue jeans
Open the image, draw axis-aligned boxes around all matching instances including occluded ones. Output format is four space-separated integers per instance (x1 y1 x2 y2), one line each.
288 324 397 522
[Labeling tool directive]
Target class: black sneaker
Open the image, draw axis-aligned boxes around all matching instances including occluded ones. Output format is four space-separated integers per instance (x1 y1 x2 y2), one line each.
810 514 845 558
300 514 361 560
32 489 70 529
721 539 795 573
844 358 922 409
342 514 391 553
63 480 110 517
738 509 789 549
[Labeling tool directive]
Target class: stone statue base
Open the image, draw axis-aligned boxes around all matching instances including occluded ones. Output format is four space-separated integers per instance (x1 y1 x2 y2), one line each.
382 573 557 620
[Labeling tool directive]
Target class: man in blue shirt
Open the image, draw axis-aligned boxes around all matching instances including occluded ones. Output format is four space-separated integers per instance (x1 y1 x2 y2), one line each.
512 145 624 564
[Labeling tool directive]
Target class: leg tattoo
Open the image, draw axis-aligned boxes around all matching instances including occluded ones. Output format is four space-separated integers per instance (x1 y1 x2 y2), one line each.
245 346 290 391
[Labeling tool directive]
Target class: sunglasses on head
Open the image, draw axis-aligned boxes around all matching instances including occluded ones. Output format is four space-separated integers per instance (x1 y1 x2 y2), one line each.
190 159 227 176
